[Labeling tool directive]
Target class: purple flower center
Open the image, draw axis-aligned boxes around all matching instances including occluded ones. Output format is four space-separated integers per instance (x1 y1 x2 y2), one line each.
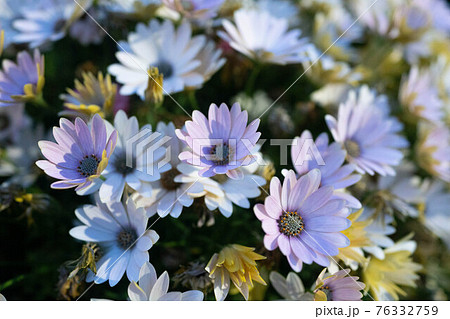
278 211 304 237
318 285 332 300
155 61 174 79
210 143 230 166
117 227 137 250
77 155 101 177
344 140 361 158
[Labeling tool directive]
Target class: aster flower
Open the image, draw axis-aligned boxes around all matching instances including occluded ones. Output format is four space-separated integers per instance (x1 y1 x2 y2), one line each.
416 124 450 183
12 0 90 48
205 244 266 301
162 0 225 20
363 235 422 300
176 102 261 179
108 20 207 98
99 110 169 203
399 66 443 124
133 121 204 218
314 268 365 301
0 49 45 105
289 130 361 209
254 169 351 272
60 72 118 120
269 271 313 301
128 262 204 301
69 198 159 287
218 9 310 65
325 85 408 176
36 114 117 192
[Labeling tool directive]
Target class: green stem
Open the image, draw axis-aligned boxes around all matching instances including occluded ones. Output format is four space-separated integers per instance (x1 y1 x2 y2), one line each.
31 94 49 108
188 90 199 110
245 63 261 96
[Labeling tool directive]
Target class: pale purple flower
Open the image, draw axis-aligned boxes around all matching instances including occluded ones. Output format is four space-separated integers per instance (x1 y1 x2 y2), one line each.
399 66 443 124
0 49 44 105
176 102 261 180
289 130 361 209
36 114 117 192
314 268 365 301
325 86 408 176
254 169 351 272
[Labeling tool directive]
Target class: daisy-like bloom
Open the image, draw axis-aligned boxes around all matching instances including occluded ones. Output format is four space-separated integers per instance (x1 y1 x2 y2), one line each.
12 0 90 48
399 66 443 124
99 110 169 203
128 262 204 301
363 235 422 300
218 9 310 65
36 114 117 192
269 271 313 301
289 130 361 209
133 121 204 218
162 0 225 20
205 244 266 301
176 103 261 179
314 268 365 301
325 85 408 176
0 49 45 105
60 72 118 120
336 209 373 270
254 169 351 272
108 20 208 98
69 198 159 287
416 124 450 183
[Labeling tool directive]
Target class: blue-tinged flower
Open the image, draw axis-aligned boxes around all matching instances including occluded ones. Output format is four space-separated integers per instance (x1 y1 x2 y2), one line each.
69 197 159 287
176 102 261 180
325 86 408 176
254 169 351 272
399 66 443 124
12 0 90 48
417 124 450 183
0 49 45 105
289 130 361 208
36 114 117 192
218 9 310 65
99 110 169 203
108 20 212 98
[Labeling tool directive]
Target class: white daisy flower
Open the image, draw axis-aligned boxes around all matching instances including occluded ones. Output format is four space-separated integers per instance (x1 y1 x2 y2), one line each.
99 110 170 203
108 20 207 98
218 8 310 65
13 0 91 48
134 122 204 218
0 0 36 49
199 152 266 218
399 66 443 124
69 197 159 287
128 262 204 301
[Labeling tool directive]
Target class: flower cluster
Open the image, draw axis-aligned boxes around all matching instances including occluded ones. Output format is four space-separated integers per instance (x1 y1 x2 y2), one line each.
0 0 449 302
